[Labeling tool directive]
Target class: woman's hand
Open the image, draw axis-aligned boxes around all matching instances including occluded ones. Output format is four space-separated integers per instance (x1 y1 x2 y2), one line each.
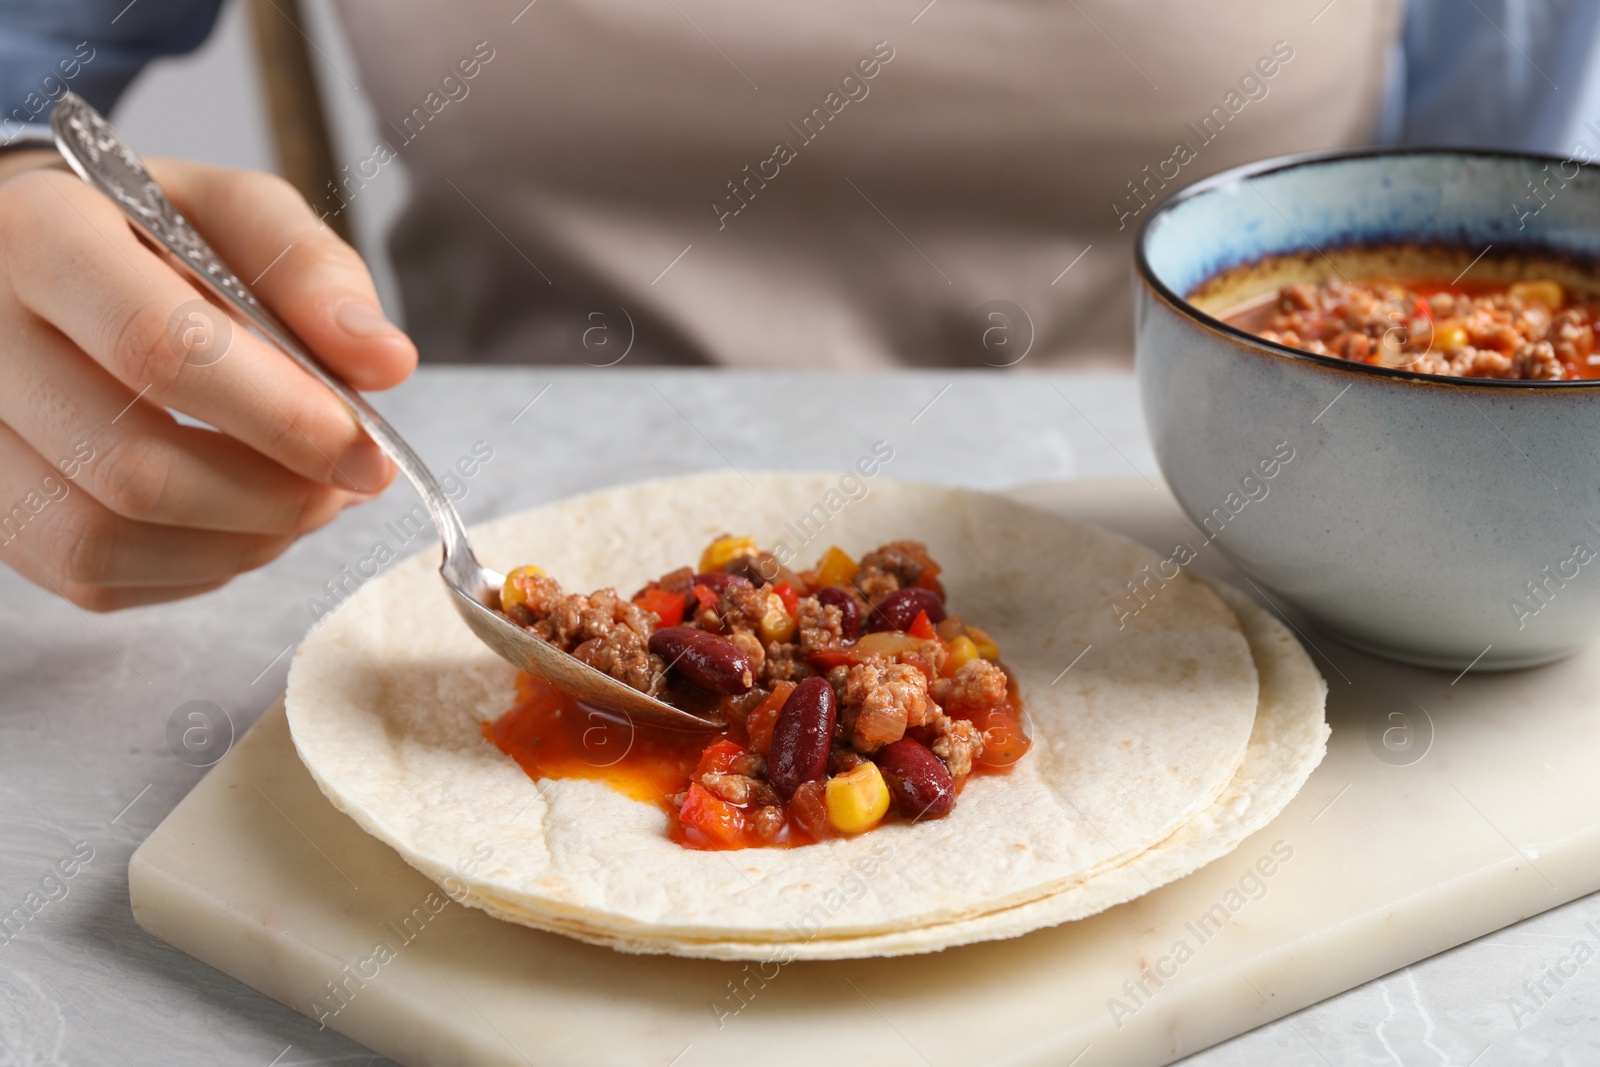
0 152 416 610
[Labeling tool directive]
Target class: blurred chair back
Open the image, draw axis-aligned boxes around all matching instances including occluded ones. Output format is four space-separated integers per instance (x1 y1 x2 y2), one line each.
245 0 349 242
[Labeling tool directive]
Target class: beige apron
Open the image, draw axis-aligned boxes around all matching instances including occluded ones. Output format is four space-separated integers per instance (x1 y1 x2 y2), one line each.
332 0 1398 368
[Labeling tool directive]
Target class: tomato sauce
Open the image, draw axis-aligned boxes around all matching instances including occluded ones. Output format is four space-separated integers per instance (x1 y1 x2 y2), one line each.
483 670 1030 851
483 674 711 805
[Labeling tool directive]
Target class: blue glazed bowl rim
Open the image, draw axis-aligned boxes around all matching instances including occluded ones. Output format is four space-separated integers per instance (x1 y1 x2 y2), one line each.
1134 146 1600 390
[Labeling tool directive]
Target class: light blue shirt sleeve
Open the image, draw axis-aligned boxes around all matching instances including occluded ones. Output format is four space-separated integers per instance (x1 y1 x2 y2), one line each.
1390 0 1600 155
0 0 224 138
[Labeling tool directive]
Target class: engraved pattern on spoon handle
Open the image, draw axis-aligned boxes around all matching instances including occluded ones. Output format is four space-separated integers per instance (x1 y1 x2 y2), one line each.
47 91 477 575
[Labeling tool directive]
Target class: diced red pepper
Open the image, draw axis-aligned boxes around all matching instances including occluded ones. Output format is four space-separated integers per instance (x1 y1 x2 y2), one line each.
1413 297 1432 321
633 588 687 628
908 610 938 641
677 784 746 849
691 584 720 616
744 681 793 755
773 582 800 619
913 568 945 599
694 739 749 777
971 707 1031 768
807 649 857 671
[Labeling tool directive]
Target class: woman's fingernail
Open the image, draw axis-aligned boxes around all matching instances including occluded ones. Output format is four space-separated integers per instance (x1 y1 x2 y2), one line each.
336 299 403 339
335 439 393 492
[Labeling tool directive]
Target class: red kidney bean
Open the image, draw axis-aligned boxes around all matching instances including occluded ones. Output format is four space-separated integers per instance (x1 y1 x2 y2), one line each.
875 738 955 819
867 587 947 633
692 572 752 595
766 676 837 801
814 586 861 641
648 626 754 694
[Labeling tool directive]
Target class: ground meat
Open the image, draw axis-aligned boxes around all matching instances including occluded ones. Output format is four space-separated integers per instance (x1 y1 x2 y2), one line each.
726 551 801 589
1407 345 1514 378
828 746 868 775
572 629 663 695
656 567 695 594
1554 316 1596 367
526 588 649 648
515 583 666 694
931 715 986 782
700 772 759 805
1512 340 1563 380
853 568 901 605
717 687 768 728
1335 332 1370 361
854 540 939 605
931 657 1009 713
700 772 779 808
727 751 766 778
899 642 947 681
503 570 565 624
761 640 814 685
753 805 785 841
797 597 845 655
825 665 851 737
842 657 934 751
718 583 768 635
1242 278 1600 380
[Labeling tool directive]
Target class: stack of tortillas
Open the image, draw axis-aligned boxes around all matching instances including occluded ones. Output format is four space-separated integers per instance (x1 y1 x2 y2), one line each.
286 473 1328 960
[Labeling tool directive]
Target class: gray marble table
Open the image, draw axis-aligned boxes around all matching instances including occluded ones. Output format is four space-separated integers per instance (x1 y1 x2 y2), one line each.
2 368 1596 1067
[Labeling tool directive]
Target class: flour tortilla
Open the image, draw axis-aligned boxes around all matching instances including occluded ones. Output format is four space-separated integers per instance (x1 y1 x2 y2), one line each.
464 583 1327 958
286 472 1259 942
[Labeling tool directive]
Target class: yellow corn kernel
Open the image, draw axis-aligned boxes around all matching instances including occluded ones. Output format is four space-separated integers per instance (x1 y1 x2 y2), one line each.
965 625 1001 659
499 565 546 611
1510 280 1564 310
943 635 980 676
757 592 797 644
699 535 758 573
825 762 890 833
814 545 860 588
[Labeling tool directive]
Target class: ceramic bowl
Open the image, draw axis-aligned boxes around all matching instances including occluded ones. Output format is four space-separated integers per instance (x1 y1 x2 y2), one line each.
1135 149 1600 671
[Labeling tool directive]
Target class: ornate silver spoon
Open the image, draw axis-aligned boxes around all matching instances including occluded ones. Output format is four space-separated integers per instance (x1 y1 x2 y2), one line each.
49 91 717 731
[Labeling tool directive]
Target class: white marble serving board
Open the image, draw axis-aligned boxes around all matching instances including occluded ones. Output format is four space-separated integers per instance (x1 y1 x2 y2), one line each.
127 479 1600 1067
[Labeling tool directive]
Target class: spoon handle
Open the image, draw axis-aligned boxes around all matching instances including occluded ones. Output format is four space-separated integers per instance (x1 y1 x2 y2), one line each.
47 91 477 574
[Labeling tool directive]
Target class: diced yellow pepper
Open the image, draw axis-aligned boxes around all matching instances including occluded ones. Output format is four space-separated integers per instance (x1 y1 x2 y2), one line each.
825 762 890 833
943 635 980 676
499 565 546 611
1433 320 1469 350
966 625 1001 659
758 592 796 644
814 545 859 588
1510 280 1564 310
699 535 758 573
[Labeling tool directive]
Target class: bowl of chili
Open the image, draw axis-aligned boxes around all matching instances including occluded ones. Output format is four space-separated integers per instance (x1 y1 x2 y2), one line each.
1135 148 1600 670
